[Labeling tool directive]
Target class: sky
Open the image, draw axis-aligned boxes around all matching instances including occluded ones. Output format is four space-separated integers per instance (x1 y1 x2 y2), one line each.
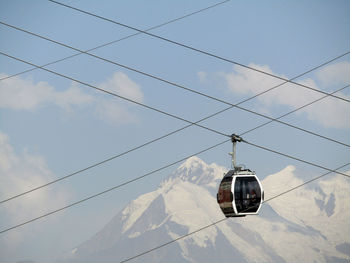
0 0 350 262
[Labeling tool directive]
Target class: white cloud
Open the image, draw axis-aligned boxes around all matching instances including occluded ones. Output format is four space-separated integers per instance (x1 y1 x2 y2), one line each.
0 72 144 125
0 131 70 245
98 72 143 103
316 61 350 86
0 73 93 110
95 72 143 124
0 74 54 110
197 71 207 83
224 64 320 107
94 99 138 125
221 63 350 129
53 83 94 111
302 95 350 128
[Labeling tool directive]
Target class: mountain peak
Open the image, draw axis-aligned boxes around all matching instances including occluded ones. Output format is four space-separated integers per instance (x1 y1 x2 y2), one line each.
164 156 226 188
262 165 300 201
178 156 206 170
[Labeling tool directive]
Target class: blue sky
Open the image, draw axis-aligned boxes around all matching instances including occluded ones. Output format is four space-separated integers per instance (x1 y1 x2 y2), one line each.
0 0 350 262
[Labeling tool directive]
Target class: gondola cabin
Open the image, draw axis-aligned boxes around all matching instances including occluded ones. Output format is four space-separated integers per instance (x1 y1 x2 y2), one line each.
217 168 263 217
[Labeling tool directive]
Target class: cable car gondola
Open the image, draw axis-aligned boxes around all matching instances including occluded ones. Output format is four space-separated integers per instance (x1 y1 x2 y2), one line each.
217 134 264 217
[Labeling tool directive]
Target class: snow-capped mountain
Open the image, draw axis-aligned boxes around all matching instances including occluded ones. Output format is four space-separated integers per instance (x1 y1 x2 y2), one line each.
59 156 350 263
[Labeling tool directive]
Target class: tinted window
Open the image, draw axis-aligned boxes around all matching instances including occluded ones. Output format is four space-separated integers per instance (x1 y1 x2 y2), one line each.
218 177 234 216
234 177 261 213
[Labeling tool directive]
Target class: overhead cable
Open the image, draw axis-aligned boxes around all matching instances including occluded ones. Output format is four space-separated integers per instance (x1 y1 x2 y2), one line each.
119 218 228 263
242 140 350 178
0 50 349 204
0 107 231 205
1 19 350 122
240 84 350 136
1 22 349 148
46 0 350 103
0 51 229 138
264 162 350 203
1 20 350 107
1 50 349 150
0 0 348 250
0 139 230 234
0 82 348 205
0 138 348 234
0 0 231 82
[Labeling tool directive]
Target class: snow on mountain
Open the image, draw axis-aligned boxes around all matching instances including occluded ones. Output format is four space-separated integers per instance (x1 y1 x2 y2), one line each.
260 166 350 262
59 157 350 263
164 156 225 189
